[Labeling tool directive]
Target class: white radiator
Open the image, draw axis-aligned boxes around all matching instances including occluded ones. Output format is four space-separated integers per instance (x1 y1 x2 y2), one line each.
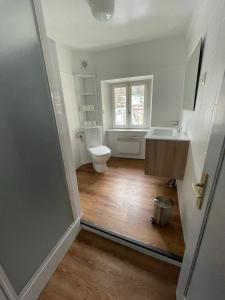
117 137 141 154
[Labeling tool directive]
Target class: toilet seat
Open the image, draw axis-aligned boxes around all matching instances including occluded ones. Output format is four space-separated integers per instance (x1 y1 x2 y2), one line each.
89 145 111 156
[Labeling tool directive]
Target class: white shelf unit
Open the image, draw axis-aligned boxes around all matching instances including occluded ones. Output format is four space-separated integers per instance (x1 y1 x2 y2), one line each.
74 74 99 129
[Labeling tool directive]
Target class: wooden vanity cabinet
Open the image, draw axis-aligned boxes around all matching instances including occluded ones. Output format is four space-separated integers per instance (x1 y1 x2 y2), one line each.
145 139 189 180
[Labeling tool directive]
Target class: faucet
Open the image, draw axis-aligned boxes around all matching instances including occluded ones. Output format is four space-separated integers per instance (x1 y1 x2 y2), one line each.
171 121 182 133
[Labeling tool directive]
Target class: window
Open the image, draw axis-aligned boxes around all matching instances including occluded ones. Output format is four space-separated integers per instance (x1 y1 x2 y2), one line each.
112 82 149 128
131 84 145 126
114 86 127 127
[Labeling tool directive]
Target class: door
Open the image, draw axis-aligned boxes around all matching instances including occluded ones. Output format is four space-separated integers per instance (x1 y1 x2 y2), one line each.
33 0 81 219
0 0 74 295
40 36 82 219
176 72 225 298
186 147 225 299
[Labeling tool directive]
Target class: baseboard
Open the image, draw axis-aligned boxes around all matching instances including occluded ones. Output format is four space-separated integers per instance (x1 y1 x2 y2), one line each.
19 218 81 300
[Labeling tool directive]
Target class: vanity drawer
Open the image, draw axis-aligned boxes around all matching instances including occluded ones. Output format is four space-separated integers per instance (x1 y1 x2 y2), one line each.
145 139 189 179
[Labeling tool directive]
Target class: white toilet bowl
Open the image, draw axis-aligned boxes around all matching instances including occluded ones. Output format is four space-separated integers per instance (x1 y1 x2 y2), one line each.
89 145 111 173
84 126 111 173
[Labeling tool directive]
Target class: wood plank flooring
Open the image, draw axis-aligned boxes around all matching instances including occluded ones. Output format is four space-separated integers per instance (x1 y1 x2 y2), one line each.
39 230 180 300
77 158 185 257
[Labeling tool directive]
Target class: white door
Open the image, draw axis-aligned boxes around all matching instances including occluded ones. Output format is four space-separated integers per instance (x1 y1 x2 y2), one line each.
187 146 225 299
177 72 225 298
44 38 82 220
33 2 82 220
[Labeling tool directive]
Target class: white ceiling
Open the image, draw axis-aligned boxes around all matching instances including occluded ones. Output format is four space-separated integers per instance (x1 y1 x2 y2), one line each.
41 0 201 51
103 75 153 84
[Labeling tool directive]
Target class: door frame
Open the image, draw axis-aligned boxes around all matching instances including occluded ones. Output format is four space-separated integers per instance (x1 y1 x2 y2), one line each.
0 266 18 300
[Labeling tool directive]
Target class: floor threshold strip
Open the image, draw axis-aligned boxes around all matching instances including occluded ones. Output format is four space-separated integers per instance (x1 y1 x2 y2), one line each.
80 219 183 267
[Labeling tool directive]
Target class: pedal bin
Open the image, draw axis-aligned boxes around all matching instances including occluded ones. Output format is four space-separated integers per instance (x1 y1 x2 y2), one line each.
151 196 173 227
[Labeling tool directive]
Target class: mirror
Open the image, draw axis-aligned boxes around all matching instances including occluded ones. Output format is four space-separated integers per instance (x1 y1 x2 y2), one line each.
183 38 202 111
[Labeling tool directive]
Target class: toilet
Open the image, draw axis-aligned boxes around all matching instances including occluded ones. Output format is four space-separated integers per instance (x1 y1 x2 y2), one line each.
84 126 111 173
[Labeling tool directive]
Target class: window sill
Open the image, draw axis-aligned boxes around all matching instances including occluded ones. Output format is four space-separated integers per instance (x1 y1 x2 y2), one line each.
106 128 149 132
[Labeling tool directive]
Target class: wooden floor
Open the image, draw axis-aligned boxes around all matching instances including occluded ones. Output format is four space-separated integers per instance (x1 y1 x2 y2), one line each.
77 158 185 257
39 230 180 300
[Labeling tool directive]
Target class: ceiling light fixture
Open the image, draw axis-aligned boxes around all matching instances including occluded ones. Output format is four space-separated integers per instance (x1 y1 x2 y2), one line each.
88 0 114 22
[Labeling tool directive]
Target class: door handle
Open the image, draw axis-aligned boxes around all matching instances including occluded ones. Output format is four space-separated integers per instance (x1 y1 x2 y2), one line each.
192 172 208 209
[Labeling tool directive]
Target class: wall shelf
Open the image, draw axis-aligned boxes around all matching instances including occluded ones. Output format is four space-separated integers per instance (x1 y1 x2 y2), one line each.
74 73 99 129
81 110 98 112
75 74 96 78
78 92 96 96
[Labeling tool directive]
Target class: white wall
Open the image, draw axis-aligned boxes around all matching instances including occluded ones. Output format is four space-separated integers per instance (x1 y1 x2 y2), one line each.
90 37 186 159
101 81 113 139
56 44 81 169
176 3 225 293
56 44 96 168
56 37 186 162
93 36 186 127
177 0 225 244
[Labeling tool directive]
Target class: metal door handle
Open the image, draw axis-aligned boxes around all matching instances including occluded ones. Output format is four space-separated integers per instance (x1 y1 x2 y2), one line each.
192 172 208 209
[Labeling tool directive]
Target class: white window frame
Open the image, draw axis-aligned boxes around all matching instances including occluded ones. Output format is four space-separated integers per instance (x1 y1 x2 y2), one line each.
112 80 151 129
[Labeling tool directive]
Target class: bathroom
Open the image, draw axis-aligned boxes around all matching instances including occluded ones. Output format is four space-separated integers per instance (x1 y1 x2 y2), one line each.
2 1 225 299
40 0 223 264
50 36 187 261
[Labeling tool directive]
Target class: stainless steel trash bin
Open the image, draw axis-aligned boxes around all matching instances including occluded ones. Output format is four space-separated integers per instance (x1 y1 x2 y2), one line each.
151 196 173 227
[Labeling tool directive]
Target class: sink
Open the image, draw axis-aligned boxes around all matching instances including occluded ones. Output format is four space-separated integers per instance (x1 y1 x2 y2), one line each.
153 128 174 136
145 127 189 141
145 127 190 179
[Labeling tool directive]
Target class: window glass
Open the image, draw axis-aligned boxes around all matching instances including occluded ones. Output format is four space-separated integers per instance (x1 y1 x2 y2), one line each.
131 85 145 126
114 87 127 126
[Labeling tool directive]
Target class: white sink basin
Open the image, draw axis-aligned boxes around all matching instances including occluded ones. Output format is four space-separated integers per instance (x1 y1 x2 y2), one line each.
145 127 189 141
153 128 174 136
